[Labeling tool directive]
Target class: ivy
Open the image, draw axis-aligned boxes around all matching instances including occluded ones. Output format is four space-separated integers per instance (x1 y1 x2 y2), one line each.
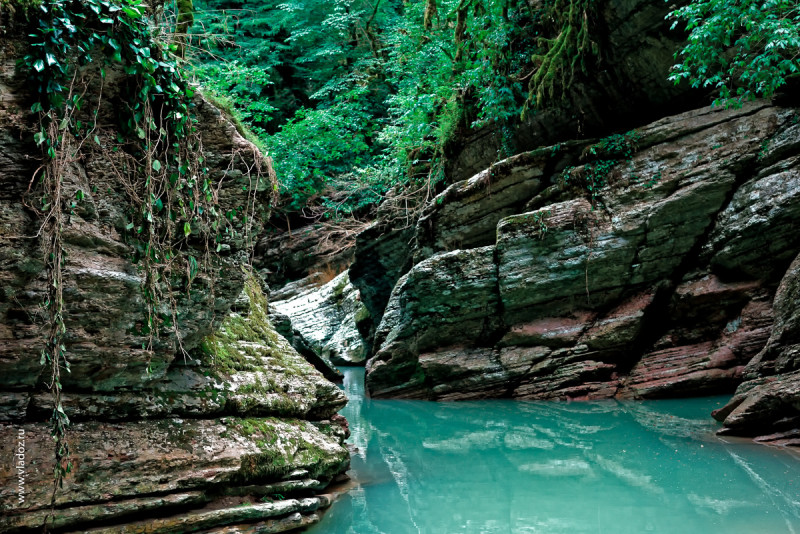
16 1 268 524
561 130 640 205
192 0 541 217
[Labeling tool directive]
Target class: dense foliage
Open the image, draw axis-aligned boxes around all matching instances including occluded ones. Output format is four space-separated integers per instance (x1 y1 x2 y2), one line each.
12 0 266 512
189 0 800 218
669 0 800 106
191 0 597 215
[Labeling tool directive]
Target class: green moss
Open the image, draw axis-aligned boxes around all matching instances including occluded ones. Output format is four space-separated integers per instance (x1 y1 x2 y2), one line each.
331 275 348 300
195 269 328 419
204 92 269 153
238 449 290 481
354 304 370 326
232 418 290 481
176 0 194 25
524 0 599 114
236 417 277 437
230 417 348 484
199 272 288 374
0 0 41 16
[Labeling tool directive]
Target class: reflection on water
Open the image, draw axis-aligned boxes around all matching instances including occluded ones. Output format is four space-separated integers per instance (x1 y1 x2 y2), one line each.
306 368 800 534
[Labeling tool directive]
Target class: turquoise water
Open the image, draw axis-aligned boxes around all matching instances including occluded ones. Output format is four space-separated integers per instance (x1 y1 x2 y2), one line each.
307 368 800 534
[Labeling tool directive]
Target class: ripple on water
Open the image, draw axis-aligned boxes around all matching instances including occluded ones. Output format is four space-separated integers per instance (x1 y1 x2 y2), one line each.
306 367 800 534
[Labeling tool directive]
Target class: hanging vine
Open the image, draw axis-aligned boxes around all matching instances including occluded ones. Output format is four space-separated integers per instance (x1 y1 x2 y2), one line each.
522 0 601 116
17 0 270 524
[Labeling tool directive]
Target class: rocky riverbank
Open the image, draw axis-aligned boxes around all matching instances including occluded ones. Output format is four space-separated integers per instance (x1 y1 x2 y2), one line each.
355 102 800 443
0 36 349 531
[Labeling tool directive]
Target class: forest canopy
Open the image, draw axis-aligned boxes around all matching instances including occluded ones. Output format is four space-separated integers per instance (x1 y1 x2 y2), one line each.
188 0 800 218
191 0 589 217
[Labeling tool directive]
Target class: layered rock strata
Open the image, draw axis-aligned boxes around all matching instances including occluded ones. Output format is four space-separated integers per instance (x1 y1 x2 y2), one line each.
364 103 800 442
271 272 370 367
444 0 703 185
0 273 349 533
0 43 349 531
712 252 800 443
348 0 701 330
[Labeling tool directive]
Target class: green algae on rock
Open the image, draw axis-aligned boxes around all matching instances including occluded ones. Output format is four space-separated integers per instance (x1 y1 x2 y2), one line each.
0 26 349 532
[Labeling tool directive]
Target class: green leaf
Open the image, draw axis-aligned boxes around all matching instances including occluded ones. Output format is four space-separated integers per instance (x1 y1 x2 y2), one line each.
122 6 142 19
183 221 192 237
188 255 198 279
152 159 162 172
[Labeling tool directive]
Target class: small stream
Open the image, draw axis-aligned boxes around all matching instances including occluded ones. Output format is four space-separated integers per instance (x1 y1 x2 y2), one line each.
306 368 800 534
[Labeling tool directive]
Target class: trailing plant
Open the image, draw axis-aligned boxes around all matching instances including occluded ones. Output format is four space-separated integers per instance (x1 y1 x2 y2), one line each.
668 0 800 107
560 130 640 205
191 0 541 219
530 210 551 240
188 0 612 248
523 0 601 116
16 0 269 523
24 0 204 349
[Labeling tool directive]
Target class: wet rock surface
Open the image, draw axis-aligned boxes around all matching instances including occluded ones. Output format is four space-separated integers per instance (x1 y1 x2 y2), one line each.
270 271 370 367
0 45 349 532
713 252 800 439
0 261 349 534
361 103 800 443
347 0 704 333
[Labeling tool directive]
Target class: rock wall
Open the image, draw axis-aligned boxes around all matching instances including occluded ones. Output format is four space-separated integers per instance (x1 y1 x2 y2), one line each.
271 272 370 367
0 277 349 532
363 102 800 441
255 224 354 290
0 40 349 531
712 251 800 444
445 0 701 183
346 0 701 327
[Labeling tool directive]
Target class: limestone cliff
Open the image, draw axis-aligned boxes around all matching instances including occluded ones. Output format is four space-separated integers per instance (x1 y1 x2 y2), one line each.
253 0 800 445
271 272 370 368
360 102 800 443
0 33 348 533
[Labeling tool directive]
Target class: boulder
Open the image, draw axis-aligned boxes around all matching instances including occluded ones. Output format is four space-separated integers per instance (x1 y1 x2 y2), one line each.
365 103 800 415
271 271 370 367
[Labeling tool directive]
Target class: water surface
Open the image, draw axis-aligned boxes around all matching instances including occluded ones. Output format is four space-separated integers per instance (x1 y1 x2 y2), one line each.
307 368 800 534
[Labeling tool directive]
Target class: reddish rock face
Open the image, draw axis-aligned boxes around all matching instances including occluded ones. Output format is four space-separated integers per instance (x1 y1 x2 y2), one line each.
363 103 800 441
712 252 800 439
500 312 597 349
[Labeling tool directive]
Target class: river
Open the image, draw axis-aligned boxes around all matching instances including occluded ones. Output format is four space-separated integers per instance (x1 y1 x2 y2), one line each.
305 367 800 534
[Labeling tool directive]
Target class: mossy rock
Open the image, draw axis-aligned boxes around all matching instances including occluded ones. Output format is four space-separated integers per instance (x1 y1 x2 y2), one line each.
197 270 346 419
